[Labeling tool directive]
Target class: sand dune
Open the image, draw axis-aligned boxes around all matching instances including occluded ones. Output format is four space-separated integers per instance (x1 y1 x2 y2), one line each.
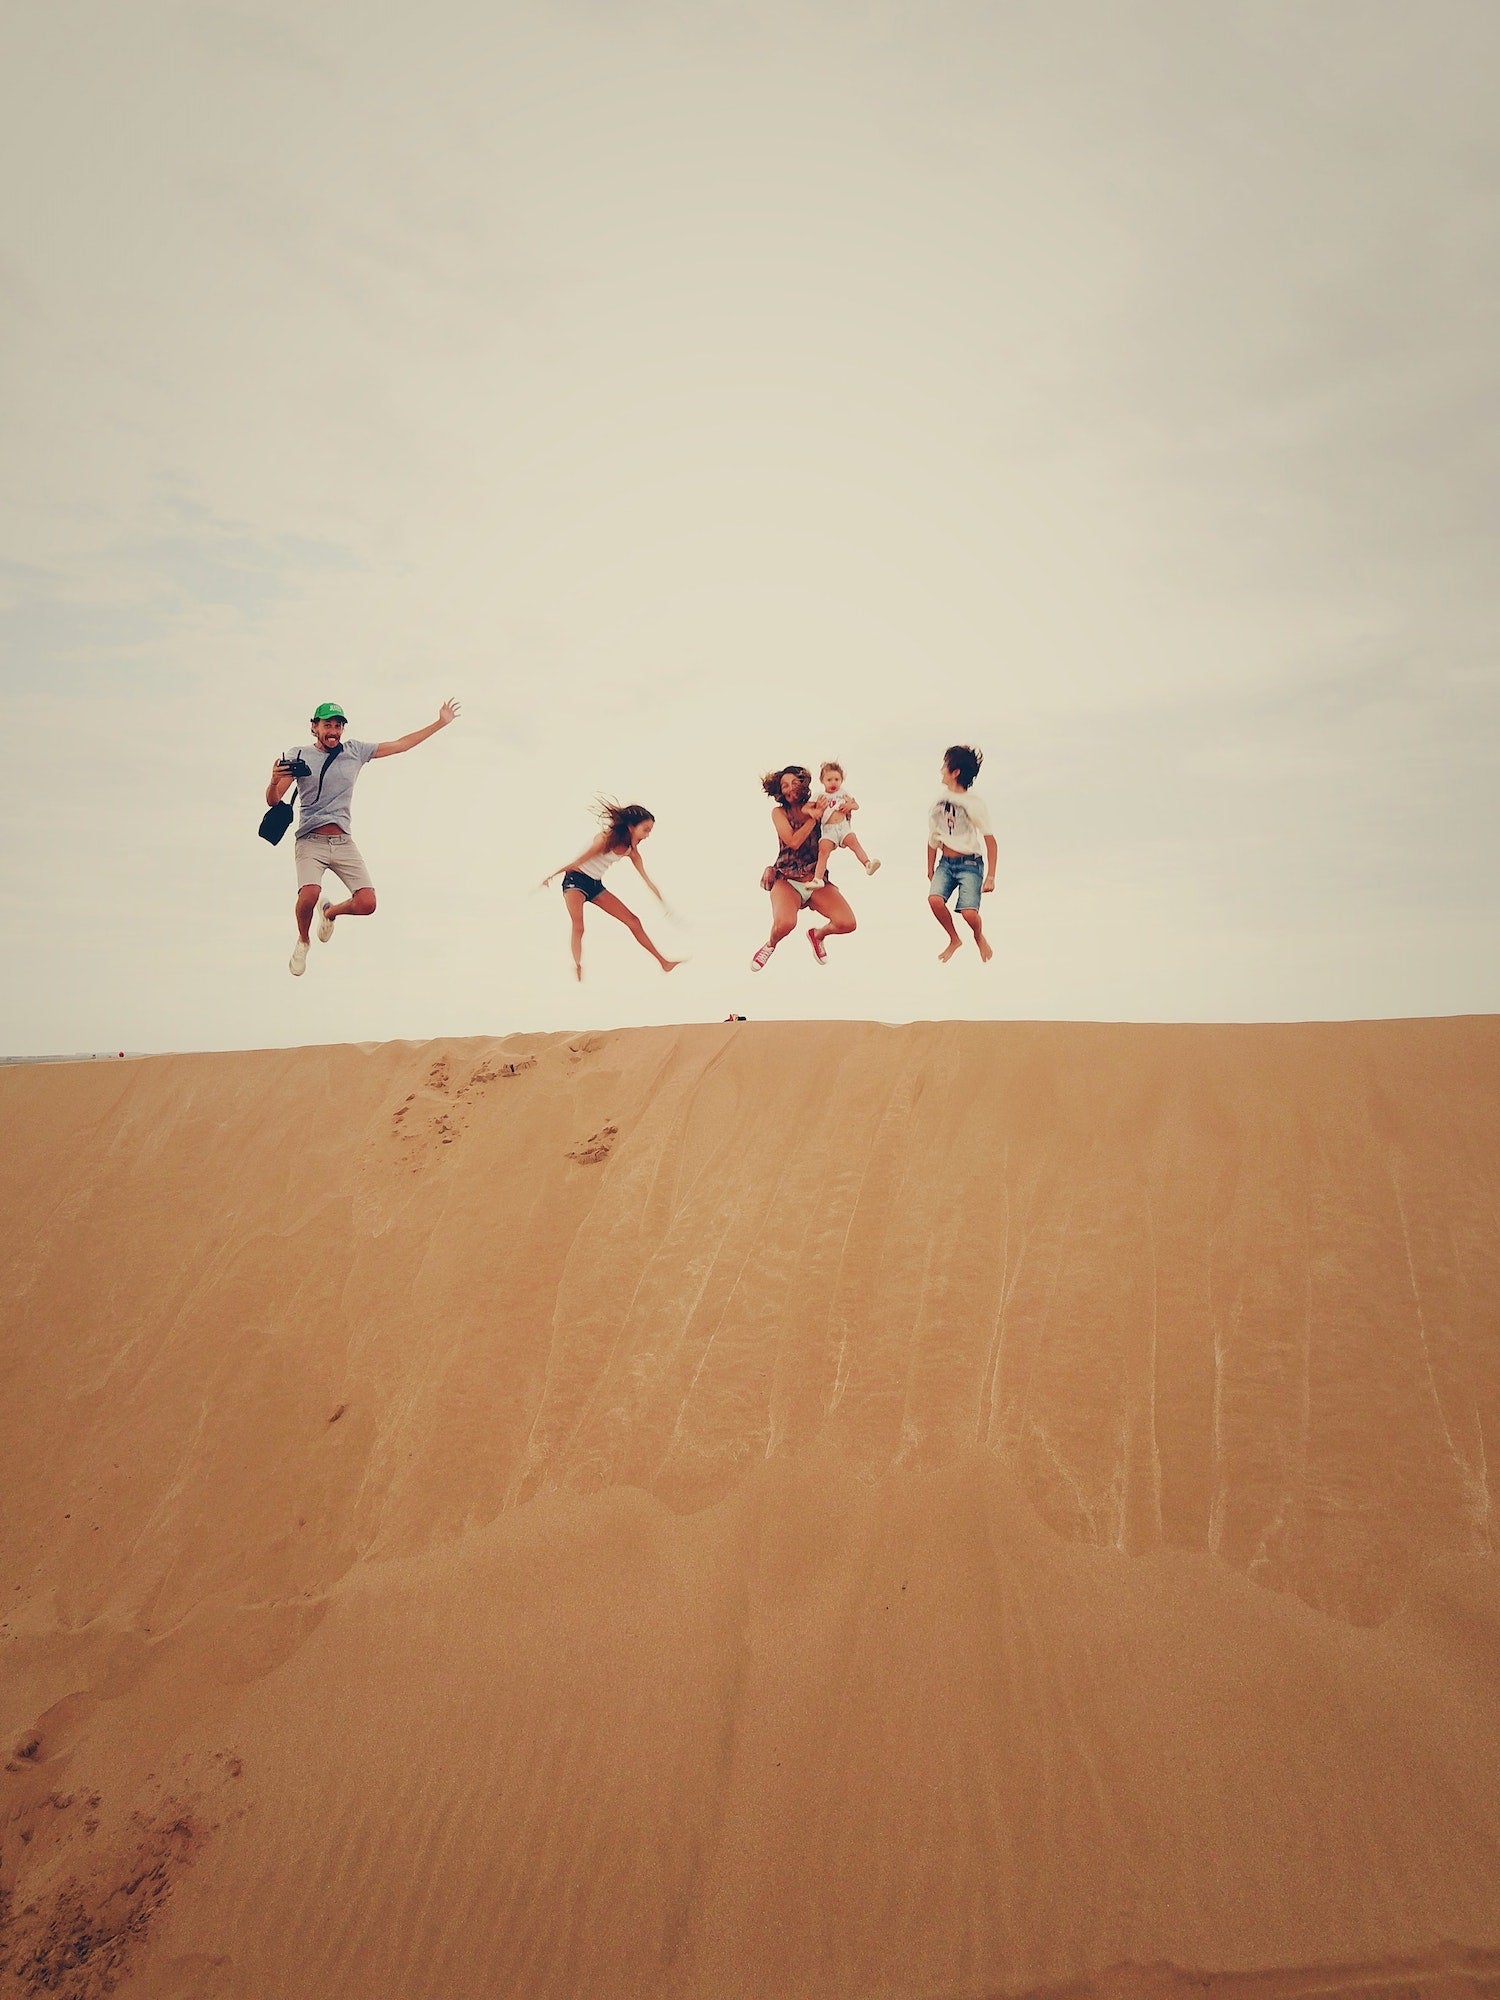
2 1018 1498 1999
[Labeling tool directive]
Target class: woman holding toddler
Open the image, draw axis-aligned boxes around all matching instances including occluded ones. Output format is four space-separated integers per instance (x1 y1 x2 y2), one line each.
750 766 859 971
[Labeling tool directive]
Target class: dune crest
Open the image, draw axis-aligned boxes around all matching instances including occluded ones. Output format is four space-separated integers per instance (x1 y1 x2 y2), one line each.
2 1019 1498 1998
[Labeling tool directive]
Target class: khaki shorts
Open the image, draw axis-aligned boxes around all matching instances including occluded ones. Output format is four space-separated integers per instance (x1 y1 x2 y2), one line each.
295 833 374 896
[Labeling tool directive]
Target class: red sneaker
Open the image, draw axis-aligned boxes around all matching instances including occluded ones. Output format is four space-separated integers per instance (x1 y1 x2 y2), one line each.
809 929 828 965
751 942 776 971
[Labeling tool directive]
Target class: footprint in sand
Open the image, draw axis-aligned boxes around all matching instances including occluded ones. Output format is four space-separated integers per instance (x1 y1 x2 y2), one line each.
471 1055 537 1085
6 1691 99 1770
389 1090 453 1163
0 1798 213 1993
567 1123 619 1166
387 1056 536 1170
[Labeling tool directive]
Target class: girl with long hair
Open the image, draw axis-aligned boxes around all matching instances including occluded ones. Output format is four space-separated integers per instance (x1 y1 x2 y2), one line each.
751 766 858 971
542 801 682 982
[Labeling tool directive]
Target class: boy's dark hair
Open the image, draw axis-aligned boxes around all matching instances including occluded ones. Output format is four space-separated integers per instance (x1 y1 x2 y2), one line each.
761 765 812 804
819 759 843 780
595 799 654 849
943 744 983 790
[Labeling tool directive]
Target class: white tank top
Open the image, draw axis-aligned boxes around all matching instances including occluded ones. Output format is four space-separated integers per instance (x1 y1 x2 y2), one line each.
576 845 626 882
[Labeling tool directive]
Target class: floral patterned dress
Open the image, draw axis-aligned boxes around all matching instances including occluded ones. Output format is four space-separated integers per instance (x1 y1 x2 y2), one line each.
773 804 818 885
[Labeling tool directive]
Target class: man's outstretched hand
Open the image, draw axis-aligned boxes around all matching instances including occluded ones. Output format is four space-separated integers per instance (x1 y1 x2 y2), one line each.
375 700 463 759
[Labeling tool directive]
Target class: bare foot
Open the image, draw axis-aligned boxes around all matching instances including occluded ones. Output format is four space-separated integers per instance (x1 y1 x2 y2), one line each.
976 936 993 963
660 959 685 973
573 962 584 982
938 940 961 963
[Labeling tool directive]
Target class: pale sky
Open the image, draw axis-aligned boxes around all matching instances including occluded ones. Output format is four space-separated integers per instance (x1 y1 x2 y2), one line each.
2 0 1497 1055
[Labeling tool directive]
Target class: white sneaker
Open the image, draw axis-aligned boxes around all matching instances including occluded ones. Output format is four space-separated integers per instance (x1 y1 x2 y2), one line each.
865 858 881 875
289 940 309 977
317 901 336 943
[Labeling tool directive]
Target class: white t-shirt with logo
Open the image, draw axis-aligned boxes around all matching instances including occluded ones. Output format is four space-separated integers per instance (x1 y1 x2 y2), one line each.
928 788 993 857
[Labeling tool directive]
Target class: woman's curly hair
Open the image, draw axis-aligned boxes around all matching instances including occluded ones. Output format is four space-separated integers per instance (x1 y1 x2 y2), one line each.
595 799 655 850
761 765 812 805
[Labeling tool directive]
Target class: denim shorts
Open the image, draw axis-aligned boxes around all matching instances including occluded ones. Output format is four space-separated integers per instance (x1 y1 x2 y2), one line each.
931 853 983 911
561 869 606 902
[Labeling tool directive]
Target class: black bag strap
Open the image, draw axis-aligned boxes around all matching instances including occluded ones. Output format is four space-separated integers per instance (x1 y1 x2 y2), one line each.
310 742 344 806
271 741 342 827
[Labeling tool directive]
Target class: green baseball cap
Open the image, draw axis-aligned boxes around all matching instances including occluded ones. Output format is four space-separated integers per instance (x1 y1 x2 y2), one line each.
312 701 348 722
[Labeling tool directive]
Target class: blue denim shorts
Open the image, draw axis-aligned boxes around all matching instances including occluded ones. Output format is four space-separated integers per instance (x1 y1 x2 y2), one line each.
931 853 983 911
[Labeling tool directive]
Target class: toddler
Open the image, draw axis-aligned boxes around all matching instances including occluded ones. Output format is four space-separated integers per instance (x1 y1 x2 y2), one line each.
810 760 880 887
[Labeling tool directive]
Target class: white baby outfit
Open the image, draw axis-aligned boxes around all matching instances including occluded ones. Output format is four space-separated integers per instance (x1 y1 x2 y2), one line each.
820 789 853 846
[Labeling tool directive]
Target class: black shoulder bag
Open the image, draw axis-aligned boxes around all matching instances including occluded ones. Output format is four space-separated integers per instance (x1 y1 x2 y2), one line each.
258 744 343 845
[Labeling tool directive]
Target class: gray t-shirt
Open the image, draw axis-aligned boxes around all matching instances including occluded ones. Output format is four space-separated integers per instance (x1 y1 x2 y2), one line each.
283 737 379 839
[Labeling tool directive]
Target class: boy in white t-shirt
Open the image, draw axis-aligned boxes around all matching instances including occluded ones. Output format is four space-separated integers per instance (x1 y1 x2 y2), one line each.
810 759 880 888
927 743 996 963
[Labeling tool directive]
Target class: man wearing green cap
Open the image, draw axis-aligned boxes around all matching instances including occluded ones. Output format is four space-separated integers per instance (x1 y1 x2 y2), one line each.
266 697 461 976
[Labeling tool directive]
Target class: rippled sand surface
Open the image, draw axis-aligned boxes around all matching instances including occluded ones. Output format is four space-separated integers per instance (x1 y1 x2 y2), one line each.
2 1019 1498 1998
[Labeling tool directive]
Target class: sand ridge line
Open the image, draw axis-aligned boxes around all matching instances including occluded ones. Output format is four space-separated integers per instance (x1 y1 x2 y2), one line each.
1000 1944 1500 1999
